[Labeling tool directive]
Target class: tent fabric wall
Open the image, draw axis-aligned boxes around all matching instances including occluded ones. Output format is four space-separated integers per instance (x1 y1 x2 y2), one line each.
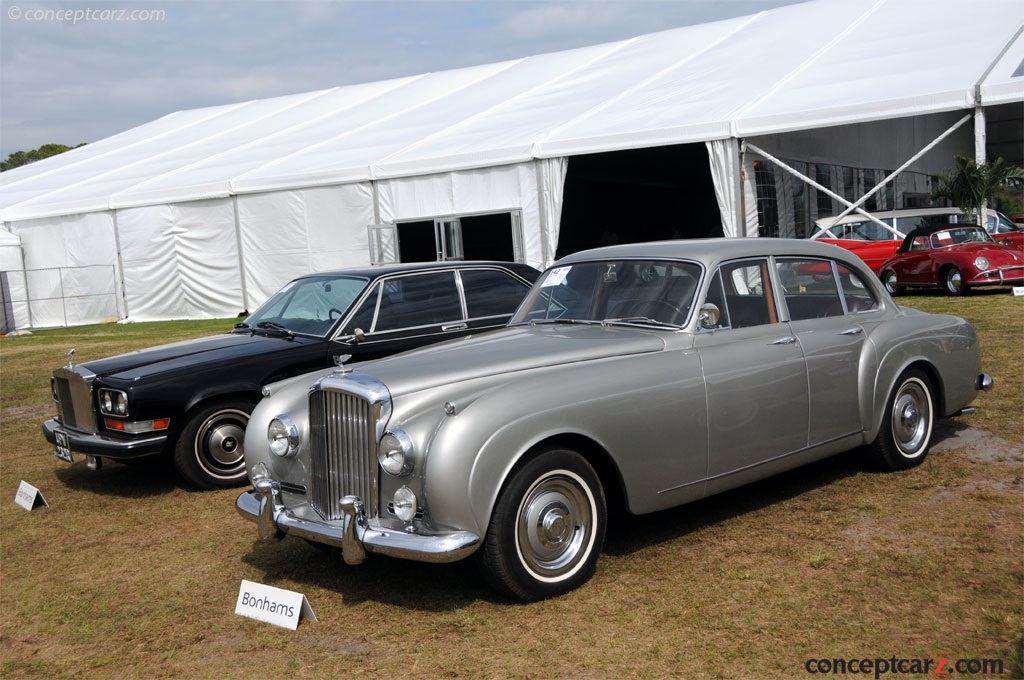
237 183 375 308
9 212 119 327
117 199 242 321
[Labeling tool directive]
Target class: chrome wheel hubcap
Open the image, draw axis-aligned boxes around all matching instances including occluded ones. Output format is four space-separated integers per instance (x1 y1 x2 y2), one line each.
892 381 930 456
198 409 249 470
516 472 593 578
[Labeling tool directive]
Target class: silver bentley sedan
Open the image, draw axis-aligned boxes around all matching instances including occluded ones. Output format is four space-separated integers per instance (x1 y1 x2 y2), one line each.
237 238 991 601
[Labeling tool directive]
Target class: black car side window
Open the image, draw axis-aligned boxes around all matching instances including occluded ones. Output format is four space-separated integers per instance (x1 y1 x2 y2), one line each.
460 269 531 319
342 283 380 334
374 272 463 332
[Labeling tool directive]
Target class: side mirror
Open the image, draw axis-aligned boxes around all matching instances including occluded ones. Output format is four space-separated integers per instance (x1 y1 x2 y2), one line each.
698 303 721 330
340 328 366 345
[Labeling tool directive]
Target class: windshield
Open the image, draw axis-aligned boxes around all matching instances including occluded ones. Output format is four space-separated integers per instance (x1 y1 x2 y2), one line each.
512 259 702 328
930 227 993 248
239 275 369 337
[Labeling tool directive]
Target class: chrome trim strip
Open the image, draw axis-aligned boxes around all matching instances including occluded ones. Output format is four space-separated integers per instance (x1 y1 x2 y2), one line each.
236 489 480 564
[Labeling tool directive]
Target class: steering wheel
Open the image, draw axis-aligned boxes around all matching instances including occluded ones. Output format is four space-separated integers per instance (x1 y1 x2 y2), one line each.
328 307 344 320
611 299 684 323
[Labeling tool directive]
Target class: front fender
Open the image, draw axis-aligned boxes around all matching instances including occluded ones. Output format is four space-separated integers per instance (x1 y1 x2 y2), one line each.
416 350 707 535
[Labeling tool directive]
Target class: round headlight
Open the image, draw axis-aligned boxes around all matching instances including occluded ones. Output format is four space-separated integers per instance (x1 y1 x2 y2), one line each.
267 415 299 458
393 486 418 522
101 391 113 413
974 256 989 271
114 393 127 416
378 430 415 476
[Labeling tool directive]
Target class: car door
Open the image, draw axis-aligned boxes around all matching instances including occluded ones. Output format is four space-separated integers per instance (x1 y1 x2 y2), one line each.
336 270 468 362
775 257 875 445
694 258 809 487
897 235 937 284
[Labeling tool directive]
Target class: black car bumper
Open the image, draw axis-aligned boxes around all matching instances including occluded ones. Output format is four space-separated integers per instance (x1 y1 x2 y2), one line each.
42 418 168 460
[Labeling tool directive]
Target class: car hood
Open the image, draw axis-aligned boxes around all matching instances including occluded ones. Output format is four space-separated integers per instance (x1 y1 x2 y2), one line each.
924 242 1023 262
80 331 319 379
353 324 668 398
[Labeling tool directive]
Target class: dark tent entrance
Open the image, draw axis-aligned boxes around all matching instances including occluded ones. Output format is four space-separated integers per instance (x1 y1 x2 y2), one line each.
556 144 722 258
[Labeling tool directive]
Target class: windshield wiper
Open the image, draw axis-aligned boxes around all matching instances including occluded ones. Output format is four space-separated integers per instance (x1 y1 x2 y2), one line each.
527 318 600 326
254 321 294 339
601 316 681 329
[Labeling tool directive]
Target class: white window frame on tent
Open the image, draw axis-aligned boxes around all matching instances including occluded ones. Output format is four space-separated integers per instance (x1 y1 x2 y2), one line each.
368 210 526 265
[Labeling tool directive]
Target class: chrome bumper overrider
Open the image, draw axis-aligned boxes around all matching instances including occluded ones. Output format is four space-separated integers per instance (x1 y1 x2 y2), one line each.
235 483 481 565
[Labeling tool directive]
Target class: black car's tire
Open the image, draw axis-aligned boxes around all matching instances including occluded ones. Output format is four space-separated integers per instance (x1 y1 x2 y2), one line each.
173 399 254 489
941 266 968 296
881 269 904 296
479 447 606 602
865 369 934 472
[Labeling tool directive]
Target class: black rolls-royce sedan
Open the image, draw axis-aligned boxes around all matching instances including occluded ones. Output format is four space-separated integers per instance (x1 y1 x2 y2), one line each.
43 261 539 488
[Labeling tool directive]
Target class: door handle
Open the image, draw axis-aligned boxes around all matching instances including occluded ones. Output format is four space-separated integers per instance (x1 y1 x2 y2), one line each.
442 322 468 332
768 336 798 345
839 327 864 335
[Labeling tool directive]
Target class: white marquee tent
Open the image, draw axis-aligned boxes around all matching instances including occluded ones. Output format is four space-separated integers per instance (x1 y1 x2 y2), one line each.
1 0 1021 328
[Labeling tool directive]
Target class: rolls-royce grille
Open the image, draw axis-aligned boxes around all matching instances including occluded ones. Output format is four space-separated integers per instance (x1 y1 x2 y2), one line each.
52 369 98 432
309 389 378 521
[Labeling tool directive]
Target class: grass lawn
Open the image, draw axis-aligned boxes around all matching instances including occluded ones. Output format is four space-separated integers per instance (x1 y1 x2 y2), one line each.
1 293 1021 679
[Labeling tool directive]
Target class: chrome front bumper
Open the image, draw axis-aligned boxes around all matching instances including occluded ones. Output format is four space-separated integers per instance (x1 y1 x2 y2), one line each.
235 482 481 565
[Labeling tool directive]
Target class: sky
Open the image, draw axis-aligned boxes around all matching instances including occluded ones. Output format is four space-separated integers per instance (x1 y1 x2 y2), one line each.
0 0 807 160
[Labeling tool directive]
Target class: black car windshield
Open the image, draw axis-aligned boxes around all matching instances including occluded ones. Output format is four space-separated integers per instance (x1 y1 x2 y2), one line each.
511 259 702 328
238 275 369 337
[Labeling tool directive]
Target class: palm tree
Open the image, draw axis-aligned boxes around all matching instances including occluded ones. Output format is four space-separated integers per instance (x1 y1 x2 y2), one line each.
932 156 1024 223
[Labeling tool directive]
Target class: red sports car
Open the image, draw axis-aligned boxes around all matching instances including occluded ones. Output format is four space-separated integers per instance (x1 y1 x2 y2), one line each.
878 224 1024 296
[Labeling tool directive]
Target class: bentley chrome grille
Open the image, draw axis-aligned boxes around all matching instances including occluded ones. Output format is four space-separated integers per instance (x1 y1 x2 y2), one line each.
309 388 379 521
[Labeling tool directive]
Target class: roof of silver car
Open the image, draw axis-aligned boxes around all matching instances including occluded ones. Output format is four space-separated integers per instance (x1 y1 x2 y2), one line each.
556 237 858 266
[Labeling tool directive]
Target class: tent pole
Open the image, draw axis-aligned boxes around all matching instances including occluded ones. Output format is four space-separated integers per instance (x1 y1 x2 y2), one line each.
735 139 745 238
975 95 988 227
111 210 129 320
232 196 250 314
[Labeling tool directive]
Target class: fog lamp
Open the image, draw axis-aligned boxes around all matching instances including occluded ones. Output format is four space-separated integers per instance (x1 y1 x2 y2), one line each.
393 486 418 522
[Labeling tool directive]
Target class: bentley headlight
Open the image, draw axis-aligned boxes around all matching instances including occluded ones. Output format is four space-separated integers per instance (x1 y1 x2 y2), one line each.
267 415 299 458
393 486 418 522
98 388 128 416
378 429 415 476
973 256 989 271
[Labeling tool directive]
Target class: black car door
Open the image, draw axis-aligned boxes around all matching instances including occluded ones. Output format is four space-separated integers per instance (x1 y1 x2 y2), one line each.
336 270 469 362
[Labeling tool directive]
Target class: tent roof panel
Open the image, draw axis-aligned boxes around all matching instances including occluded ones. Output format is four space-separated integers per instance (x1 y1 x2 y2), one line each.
2 0 1021 223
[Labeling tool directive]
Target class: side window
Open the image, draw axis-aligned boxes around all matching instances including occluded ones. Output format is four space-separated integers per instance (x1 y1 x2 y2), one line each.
775 258 843 320
374 272 463 332
460 269 531 318
342 283 380 334
706 259 775 328
837 264 879 313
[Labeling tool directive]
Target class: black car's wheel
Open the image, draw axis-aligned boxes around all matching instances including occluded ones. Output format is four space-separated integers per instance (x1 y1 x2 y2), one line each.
173 399 254 489
865 369 934 472
881 269 904 296
479 447 606 602
941 266 968 296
